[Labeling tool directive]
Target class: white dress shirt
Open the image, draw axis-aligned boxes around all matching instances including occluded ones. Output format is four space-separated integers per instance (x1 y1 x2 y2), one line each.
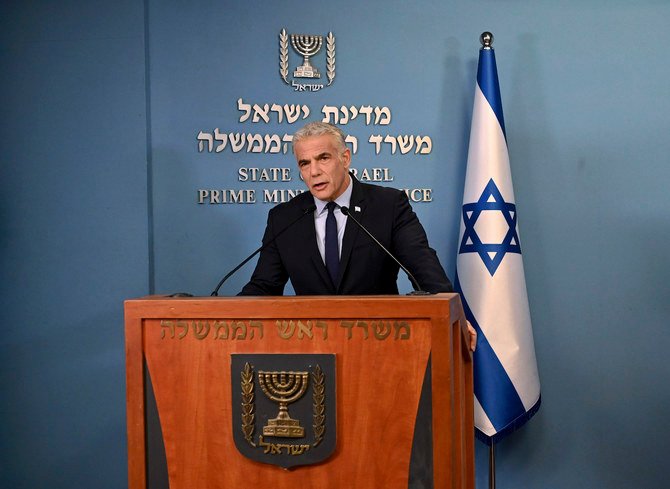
313 178 352 263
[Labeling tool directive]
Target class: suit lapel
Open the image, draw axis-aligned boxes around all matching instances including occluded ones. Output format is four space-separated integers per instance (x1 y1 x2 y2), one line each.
296 201 334 293
337 176 365 291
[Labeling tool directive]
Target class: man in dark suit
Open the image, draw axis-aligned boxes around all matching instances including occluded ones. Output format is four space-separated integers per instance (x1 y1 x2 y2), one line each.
240 121 452 296
240 122 476 349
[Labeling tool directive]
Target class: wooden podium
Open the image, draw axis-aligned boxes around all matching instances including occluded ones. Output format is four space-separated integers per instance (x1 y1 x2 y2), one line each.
125 294 474 489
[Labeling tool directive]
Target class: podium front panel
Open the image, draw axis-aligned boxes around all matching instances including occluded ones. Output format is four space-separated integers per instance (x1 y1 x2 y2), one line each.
125 294 473 489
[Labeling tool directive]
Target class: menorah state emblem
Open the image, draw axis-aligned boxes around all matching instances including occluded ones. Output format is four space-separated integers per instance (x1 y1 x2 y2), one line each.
291 34 323 79
279 29 336 88
231 353 336 469
258 370 309 437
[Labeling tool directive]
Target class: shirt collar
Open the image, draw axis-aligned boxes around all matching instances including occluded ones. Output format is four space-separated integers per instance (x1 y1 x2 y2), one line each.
313 176 353 215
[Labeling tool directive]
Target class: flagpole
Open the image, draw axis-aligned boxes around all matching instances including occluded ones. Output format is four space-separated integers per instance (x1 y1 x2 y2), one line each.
489 442 496 489
481 32 497 489
459 30 540 487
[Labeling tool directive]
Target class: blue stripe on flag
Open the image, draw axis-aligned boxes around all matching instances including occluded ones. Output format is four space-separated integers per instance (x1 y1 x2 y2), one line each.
487 395 541 445
477 49 506 139
455 271 528 435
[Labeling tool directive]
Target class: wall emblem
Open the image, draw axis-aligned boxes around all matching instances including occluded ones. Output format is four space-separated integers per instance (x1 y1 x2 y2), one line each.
279 29 335 91
231 353 336 468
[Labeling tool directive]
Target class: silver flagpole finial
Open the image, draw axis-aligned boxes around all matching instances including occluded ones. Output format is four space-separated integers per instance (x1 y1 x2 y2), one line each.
480 31 494 49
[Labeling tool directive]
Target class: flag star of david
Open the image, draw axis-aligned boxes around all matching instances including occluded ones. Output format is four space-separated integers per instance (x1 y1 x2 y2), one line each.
459 178 521 276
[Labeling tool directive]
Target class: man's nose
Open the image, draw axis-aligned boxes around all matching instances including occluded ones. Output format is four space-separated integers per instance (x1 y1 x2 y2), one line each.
310 161 322 176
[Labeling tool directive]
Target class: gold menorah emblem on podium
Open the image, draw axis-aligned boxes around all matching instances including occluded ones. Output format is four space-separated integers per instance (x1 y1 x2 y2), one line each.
258 370 310 438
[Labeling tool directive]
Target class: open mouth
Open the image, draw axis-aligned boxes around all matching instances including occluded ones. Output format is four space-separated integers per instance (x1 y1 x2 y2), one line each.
313 182 328 191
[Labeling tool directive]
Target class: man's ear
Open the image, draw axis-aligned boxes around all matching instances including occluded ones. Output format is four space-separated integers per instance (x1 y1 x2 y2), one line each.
342 148 351 169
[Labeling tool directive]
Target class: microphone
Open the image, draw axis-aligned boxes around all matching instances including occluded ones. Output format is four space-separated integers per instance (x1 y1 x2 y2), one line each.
210 204 317 296
339 206 431 296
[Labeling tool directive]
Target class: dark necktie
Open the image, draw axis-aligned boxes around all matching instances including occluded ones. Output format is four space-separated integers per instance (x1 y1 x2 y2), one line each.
325 201 339 285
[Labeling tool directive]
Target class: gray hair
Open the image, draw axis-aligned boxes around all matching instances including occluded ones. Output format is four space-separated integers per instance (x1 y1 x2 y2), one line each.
292 121 347 153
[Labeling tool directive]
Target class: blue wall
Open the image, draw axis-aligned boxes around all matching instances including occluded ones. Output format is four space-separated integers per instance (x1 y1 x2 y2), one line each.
0 2 148 488
2 1 669 488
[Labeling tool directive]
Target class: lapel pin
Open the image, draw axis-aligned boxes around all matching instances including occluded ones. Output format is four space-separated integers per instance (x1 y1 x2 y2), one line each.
354 206 361 213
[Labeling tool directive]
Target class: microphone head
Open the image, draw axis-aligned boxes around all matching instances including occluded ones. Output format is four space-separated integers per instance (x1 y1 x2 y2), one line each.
340 206 350 216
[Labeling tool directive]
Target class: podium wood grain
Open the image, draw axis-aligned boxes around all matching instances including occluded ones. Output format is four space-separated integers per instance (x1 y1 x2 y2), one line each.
125 294 473 489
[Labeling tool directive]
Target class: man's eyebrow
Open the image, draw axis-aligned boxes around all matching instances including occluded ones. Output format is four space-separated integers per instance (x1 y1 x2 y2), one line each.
298 151 331 165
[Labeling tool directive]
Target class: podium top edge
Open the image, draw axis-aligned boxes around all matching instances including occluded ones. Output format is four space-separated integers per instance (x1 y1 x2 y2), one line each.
123 293 464 324
125 293 458 303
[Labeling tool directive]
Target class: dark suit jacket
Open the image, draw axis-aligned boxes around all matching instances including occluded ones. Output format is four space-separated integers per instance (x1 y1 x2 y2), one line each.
239 176 453 295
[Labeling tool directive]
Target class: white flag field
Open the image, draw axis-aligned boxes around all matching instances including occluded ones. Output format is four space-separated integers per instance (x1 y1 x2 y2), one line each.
456 41 541 443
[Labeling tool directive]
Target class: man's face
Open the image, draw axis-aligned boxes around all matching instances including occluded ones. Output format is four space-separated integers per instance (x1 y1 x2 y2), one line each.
295 134 351 201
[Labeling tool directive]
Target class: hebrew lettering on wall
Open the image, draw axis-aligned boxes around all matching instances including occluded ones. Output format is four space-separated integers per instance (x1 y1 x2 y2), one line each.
193 98 437 205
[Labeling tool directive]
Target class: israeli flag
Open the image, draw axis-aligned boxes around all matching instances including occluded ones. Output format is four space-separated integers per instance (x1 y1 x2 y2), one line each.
456 37 541 443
